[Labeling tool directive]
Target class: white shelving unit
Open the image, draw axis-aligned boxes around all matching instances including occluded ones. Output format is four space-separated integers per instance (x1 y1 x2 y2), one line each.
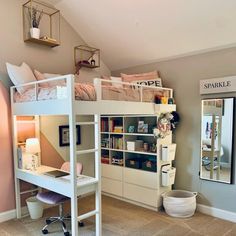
100 109 176 210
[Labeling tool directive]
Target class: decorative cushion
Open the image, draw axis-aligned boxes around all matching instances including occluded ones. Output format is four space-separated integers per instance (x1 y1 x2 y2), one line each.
101 75 112 86
121 71 160 83
6 62 36 94
110 76 123 88
34 69 65 87
133 78 162 87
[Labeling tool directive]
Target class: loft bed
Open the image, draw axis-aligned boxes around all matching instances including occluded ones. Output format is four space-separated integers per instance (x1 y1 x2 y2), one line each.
11 74 174 116
11 75 175 236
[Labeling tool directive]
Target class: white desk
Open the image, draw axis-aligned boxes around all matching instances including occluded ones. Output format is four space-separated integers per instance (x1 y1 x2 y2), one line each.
16 165 98 199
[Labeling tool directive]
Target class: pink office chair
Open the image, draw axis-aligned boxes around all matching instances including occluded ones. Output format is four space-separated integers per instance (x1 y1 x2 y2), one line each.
37 162 84 236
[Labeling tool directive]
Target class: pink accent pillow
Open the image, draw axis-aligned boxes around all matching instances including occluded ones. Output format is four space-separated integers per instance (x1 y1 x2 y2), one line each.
34 69 65 87
121 71 160 83
101 76 112 86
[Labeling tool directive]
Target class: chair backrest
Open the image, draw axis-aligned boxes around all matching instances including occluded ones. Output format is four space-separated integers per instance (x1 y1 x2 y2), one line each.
61 162 83 175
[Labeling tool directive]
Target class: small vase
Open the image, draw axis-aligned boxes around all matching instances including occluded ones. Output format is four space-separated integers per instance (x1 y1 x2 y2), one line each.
30 27 40 39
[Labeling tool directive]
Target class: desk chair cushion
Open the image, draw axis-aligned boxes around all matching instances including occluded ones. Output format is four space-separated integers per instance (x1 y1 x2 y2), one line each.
37 191 69 205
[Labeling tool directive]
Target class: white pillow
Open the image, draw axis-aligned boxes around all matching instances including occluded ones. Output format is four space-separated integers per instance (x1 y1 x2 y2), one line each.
133 78 162 87
6 62 36 94
110 76 123 88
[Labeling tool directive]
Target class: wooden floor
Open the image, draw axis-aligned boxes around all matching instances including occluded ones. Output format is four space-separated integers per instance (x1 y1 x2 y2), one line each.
0 195 235 236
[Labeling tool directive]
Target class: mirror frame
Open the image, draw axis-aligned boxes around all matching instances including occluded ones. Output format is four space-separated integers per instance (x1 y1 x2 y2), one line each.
200 97 235 184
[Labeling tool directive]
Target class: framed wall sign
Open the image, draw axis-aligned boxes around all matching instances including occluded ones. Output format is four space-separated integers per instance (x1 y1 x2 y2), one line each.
200 76 236 95
59 125 81 146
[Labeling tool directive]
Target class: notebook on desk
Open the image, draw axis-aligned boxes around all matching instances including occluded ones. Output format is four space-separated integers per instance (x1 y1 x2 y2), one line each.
44 170 69 178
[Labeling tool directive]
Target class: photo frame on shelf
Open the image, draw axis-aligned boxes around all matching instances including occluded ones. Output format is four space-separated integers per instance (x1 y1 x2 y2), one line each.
59 125 81 146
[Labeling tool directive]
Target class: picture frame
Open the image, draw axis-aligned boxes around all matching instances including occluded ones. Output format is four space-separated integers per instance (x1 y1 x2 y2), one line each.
59 125 81 147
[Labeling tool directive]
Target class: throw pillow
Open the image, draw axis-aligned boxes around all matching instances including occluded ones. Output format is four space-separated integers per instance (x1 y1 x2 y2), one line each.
6 62 36 94
121 71 160 83
133 78 162 87
34 69 64 87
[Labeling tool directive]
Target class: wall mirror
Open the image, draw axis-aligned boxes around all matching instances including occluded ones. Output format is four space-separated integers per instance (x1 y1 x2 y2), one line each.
200 98 235 184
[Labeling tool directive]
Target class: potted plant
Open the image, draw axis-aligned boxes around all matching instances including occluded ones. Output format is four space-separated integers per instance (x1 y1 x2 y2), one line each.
28 7 43 39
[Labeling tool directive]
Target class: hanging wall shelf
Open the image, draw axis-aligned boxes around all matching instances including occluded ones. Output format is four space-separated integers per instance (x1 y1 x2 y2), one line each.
74 45 100 71
22 0 60 48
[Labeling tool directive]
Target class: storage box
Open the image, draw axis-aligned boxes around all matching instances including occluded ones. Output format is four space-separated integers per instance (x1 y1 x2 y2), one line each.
141 158 157 172
162 144 177 161
135 140 144 151
162 165 176 186
126 158 141 169
101 157 109 164
127 141 135 151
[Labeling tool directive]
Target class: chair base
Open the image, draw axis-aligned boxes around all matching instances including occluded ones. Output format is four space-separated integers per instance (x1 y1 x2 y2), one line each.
42 215 84 236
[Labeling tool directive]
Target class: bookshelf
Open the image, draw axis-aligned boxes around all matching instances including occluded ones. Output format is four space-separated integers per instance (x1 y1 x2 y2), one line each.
100 110 177 210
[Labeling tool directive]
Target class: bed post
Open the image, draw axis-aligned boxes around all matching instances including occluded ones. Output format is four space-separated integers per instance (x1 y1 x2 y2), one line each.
67 75 78 236
94 114 102 235
94 78 102 101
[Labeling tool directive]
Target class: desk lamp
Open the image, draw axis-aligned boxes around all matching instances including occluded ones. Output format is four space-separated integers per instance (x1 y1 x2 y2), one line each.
25 138 41 170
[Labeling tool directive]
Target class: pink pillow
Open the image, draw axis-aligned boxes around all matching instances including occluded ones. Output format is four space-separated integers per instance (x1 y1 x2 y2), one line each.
121 71 160 83
101 76 112 86
34 69 65 87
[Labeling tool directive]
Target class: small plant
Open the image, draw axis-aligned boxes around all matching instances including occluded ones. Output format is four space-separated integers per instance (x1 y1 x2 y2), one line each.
28 7 43 28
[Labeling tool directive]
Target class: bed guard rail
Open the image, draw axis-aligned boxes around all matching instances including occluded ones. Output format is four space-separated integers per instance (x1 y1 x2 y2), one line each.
10 75 173 104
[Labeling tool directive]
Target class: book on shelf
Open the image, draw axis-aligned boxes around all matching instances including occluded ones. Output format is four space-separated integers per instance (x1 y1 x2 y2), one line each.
101 119 108 132
110 137 123 149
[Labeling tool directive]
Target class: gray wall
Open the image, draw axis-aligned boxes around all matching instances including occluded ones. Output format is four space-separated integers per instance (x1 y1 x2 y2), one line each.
113 47 236 212
0 0 110 79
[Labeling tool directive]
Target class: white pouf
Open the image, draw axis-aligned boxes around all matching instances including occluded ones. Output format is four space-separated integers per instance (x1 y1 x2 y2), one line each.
162 190 197 218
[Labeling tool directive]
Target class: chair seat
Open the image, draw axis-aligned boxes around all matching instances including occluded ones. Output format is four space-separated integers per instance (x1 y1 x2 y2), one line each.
37 191 69 205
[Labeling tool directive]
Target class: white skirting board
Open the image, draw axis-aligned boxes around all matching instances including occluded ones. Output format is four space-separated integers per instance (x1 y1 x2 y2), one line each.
197 204 236 223
0 206 28 223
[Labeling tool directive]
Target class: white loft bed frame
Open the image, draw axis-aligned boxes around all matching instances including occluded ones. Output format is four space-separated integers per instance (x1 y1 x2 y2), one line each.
10 74 174 236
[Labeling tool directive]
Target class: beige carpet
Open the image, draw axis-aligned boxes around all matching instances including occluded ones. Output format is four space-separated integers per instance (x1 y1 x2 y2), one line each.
0 195 235 236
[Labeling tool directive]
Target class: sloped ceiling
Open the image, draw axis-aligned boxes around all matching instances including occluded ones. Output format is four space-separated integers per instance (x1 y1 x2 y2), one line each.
55 0 236 71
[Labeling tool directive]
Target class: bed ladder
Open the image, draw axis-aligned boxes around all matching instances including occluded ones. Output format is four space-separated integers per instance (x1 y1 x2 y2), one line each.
69 114 101 236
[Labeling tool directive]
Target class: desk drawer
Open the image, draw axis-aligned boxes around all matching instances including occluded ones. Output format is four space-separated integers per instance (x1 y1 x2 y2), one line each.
124 168 157 189
124 183 157 207
102 177 123 197
101 164 123 181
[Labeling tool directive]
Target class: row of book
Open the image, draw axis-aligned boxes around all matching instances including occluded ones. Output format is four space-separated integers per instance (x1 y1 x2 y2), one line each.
101 119 109 132
110 137 123 149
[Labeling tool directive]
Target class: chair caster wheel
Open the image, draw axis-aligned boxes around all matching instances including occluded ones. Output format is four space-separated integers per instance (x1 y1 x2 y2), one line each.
42 229 48 234
46 219 51 224
64 232 70 236
79 221 84 227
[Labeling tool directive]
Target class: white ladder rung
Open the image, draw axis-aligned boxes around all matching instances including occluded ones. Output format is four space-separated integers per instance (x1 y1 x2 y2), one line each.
76 149 98 155
77 210 99 221
20 188 40 195
76 122 98 126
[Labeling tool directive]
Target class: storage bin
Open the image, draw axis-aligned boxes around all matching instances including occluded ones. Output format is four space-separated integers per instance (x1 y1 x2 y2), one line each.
141 158 157 172
126 158 141 169
162 144 176 161
162 190 197 218
135 140 144 151
127 141 135 151
26 196 43 219
161 165 176 186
